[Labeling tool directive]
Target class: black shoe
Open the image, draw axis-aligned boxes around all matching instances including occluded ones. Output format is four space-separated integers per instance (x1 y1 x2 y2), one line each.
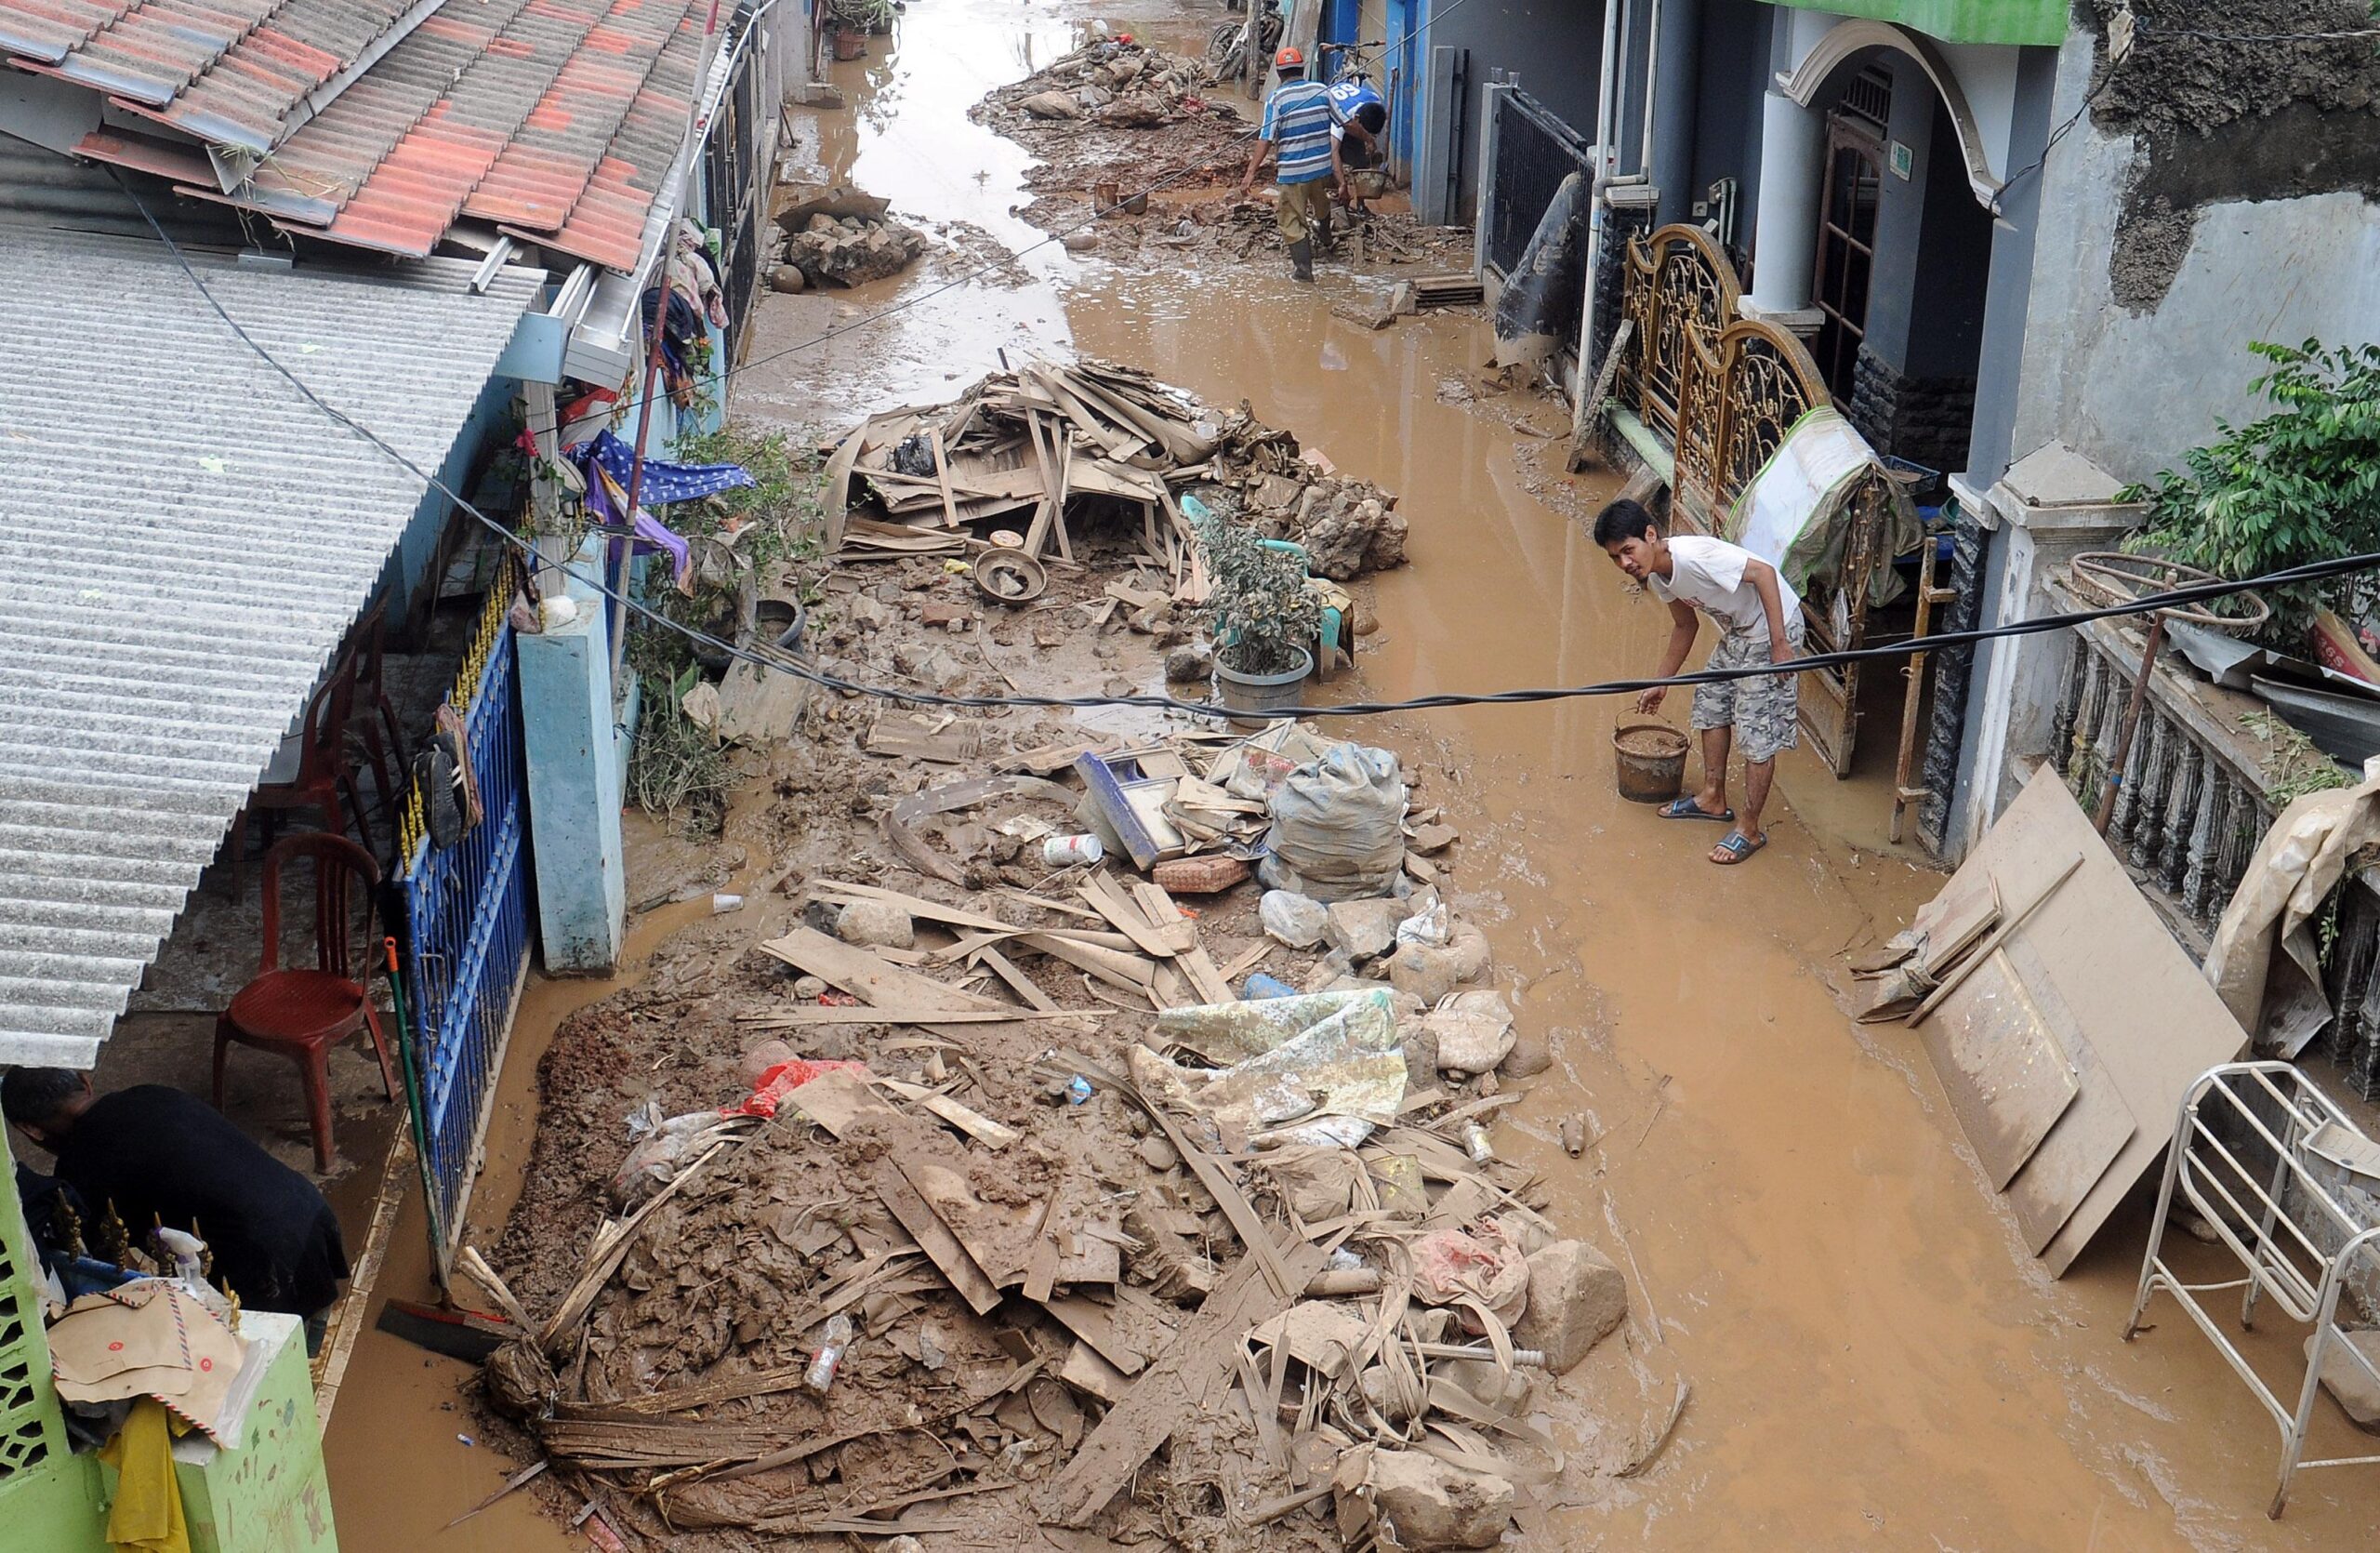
1289 238 1315 282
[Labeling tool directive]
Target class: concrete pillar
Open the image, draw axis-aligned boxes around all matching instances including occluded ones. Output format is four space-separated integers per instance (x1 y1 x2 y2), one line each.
1742 88 1823 330
517 538 627 972
1947 452 2146 858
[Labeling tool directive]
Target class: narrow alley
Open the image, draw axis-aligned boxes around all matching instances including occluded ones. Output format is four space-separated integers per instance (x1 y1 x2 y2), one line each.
323 0 2380 1547
8 0 2380 1549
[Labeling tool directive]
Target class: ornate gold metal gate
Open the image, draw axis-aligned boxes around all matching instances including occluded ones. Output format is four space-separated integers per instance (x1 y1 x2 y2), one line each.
1612 222 1896 776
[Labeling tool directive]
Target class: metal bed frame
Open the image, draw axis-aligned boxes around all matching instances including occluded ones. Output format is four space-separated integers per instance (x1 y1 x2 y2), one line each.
2124 1061 2380 1517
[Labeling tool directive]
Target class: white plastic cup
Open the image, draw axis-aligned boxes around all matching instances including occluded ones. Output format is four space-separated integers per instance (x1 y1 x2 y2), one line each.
1043 834 1105 868
710 893 744 913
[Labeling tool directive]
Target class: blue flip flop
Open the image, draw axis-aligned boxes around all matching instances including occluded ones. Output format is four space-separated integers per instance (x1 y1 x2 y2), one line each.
1710 830 1767 865
1659 797 1734 822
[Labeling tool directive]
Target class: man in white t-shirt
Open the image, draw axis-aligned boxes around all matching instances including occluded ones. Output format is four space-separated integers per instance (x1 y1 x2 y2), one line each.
1593 498 1805 864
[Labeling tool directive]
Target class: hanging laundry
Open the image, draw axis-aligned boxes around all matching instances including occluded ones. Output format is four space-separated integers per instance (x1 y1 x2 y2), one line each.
574 429 755 506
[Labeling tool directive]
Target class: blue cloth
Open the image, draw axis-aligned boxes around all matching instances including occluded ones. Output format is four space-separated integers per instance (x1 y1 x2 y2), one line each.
575 429 755 506
1261 79 1336 185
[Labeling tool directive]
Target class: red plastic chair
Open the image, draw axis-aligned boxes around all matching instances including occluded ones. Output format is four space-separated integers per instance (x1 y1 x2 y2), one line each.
230 648 369 896
213 832 400 1173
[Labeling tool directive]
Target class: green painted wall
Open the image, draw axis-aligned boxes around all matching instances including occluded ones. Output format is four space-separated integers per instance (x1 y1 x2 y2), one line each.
0 1128 339 1552
1771 0 2067 46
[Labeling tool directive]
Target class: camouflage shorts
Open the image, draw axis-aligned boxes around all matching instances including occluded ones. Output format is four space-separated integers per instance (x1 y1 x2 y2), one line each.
1690 619 1805 763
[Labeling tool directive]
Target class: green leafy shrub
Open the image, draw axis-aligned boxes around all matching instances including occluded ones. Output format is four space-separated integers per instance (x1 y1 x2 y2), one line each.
2127 340 2380 643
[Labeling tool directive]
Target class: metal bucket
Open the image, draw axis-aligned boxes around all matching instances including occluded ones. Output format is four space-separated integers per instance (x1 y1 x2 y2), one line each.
1613 720 1689 803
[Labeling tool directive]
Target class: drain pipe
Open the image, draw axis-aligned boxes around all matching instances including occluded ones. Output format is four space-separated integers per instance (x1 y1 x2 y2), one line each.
1638 0 1663 180
1571 0 1649 462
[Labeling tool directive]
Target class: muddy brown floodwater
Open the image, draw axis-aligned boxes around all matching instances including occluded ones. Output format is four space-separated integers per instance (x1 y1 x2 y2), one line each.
326 0 2380 1546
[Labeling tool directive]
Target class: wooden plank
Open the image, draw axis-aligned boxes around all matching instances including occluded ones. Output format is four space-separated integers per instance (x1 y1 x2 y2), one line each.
1080 873 1184 959
1020 932 1157 993
873 1075 1021 1148
929 426 961 528
1923 769 2245 1275
1059 1343 1131 1405
1041 1241 1329 1527
977 946 1061 1012
1022 411 1061 560
876 1159 1001 1315
1917 945 2081 1189
739 1004 1092 1028
760 926 1012 1012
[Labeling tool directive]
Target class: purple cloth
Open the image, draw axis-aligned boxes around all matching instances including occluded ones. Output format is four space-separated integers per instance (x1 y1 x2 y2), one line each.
580 456 690 585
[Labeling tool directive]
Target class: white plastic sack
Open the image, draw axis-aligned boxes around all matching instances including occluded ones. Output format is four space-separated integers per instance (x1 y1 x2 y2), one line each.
1259 743 1408 901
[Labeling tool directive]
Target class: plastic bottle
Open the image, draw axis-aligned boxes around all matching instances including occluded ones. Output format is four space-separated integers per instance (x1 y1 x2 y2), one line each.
1043 833 1105 868
1462 1122 1494 1163
805 1314 853 1393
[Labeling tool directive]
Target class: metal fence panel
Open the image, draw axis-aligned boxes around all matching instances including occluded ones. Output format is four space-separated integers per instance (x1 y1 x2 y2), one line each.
397 589 531 1276
1484 89 1594 342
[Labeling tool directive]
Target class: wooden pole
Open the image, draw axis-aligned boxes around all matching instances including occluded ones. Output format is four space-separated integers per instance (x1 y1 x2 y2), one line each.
2093 612 2167 836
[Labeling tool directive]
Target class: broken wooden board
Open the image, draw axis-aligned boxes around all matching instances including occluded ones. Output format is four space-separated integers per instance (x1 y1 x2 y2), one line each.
876 1158 1001 1315
866 711 985 763
1039 1240 1329 1527
761 926 1048 1052
785 1068 901 1137
1913 768 2243 1275
872 1075 1021 1148
1920 942 2082 1190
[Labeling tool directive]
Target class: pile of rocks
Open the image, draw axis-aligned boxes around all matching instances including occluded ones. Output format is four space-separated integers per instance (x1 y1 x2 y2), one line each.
775 210 925 290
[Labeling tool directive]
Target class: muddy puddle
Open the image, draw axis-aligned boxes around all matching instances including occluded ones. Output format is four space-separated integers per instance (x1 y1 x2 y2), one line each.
327 0 2380 1545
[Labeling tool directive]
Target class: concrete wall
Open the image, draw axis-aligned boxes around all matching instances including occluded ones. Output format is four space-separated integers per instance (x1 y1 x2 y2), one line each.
1687 0 1773 249
1426 0 1606 217
2007 27 2380 488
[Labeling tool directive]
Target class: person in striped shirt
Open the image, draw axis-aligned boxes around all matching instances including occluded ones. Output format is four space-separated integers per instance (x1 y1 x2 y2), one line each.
1236 46 1336 281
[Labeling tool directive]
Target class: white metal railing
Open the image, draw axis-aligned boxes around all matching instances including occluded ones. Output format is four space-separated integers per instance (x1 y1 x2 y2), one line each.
2125 1063 2380 1518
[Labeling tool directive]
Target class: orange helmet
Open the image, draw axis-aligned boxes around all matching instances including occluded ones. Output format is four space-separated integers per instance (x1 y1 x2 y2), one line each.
1275 46 1304 68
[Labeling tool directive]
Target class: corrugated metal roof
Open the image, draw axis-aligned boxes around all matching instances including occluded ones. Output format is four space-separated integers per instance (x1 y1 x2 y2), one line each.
0 230 543 1069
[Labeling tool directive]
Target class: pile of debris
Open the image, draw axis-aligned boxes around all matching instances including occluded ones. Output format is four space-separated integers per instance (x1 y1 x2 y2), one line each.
972 40 1250 206
826 360 1408 583
770 183 926 291
1038 193 1479 272
982 38 1219 130
473 716 1632 1548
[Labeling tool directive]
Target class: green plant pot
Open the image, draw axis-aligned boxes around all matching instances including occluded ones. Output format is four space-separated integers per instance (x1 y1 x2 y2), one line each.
1214 644 1312 730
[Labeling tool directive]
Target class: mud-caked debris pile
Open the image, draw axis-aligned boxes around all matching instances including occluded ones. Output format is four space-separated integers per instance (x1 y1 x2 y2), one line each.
826 361 1408 585
973 39 1249 204
985 38 1217 129
472 703 1630 1547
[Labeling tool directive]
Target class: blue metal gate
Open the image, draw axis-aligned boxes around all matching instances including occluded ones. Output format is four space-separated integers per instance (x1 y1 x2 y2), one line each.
396 587 531 1277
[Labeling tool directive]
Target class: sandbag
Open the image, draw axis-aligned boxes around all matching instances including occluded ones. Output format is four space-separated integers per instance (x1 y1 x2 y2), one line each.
1259 742 1408 901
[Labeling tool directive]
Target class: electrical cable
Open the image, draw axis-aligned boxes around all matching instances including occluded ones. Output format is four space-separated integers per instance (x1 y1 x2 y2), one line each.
102 157 2380 724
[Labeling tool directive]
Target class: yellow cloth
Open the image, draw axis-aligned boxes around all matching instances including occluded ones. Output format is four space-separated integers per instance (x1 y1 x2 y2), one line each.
97 1399 192 1553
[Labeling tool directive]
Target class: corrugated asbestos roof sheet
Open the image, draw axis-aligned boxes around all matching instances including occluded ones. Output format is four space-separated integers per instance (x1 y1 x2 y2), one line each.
0 231 542 1069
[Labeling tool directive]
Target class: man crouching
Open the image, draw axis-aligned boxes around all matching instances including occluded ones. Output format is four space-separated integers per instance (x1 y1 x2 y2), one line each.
1594 498 1804 865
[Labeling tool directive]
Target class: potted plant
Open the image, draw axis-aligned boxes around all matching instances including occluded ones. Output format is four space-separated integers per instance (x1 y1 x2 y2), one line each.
1193 499 1320 725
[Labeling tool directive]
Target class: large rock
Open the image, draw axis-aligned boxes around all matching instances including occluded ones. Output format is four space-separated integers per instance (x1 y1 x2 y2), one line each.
835 900 915 949
1325 896 1407 960
2307 1331 2380 1431
1389 942 1463 1006
1020 89 1083 118
1356 1449 1514 1550
1510 1240 1627 1373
